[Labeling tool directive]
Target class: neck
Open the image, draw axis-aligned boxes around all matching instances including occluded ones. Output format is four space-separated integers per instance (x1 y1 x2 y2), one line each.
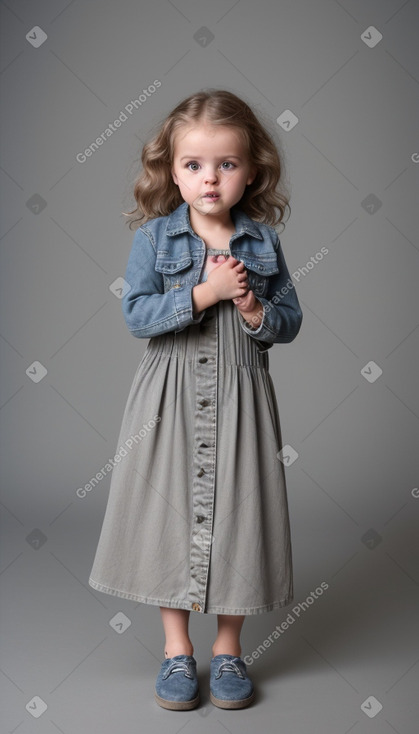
187 204 235 237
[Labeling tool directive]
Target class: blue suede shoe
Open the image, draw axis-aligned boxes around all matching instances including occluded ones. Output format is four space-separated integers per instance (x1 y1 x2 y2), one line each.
154 654 200 710
210 654 255 709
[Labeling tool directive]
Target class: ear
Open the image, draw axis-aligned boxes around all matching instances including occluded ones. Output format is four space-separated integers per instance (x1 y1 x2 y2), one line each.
246 167 257 186
171 169 179 186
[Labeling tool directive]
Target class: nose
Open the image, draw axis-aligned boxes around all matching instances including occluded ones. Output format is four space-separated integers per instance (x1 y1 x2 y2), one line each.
204 166 218 184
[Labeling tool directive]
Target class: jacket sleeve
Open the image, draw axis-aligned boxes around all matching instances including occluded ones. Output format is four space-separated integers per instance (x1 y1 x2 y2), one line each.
121 226 206 338
238 236 303 347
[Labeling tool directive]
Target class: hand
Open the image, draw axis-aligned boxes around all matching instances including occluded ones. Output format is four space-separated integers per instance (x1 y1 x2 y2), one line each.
233 288 264 330
232 289 256 310
206 256 249 301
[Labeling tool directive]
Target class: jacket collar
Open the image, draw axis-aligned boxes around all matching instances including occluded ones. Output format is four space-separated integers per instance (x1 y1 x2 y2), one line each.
165 200 264 240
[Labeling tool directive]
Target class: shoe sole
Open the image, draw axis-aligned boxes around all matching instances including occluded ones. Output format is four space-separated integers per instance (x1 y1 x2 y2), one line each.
154 691 200 710
210 689 255 709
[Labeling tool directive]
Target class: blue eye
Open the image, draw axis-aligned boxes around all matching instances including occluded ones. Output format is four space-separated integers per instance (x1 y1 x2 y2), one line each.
221 161 235 169
186 161 200 171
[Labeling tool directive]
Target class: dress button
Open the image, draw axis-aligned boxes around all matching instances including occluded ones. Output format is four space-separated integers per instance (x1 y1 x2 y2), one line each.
198 357 208 363
199 399 210 407
199 442 209 448
192 602 201 611
196 515 205 523
197 468 205 477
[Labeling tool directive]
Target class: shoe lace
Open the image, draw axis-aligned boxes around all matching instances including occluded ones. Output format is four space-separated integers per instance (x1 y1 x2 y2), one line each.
215 657 245 679
163 659 194 680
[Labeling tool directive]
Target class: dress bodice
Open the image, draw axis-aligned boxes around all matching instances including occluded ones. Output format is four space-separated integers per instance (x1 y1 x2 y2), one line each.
201 248 232 283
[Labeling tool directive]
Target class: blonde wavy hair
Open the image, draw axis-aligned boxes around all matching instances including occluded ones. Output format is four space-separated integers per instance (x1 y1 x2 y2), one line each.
122 89 291 231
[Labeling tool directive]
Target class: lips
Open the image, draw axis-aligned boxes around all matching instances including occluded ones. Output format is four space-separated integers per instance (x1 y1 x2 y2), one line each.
204 192 220 198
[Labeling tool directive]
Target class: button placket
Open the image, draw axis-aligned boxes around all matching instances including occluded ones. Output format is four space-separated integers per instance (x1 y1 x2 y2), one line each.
189 306 218 613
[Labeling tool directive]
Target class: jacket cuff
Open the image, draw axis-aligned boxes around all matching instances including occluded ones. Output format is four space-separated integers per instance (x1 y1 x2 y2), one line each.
237 306 274 353
237 300 269 339
173 283 207 333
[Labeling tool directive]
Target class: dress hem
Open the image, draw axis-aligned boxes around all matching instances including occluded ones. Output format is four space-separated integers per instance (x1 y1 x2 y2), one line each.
88 577 293 615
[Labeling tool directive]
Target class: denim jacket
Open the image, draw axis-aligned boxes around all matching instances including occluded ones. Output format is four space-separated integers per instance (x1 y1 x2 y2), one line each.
122 200 302 352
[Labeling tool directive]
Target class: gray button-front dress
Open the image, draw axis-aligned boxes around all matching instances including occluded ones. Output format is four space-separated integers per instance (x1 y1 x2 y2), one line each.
88 248 293 615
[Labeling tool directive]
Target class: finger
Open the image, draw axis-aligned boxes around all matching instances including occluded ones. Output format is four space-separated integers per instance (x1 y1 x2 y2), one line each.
234 261 246 271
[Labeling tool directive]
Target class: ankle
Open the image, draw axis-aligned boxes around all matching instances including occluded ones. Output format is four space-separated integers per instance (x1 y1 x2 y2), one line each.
212 644 242 658
164 642 194 658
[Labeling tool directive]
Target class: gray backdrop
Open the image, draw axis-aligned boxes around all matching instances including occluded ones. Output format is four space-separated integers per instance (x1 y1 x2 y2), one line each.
1 0 418 732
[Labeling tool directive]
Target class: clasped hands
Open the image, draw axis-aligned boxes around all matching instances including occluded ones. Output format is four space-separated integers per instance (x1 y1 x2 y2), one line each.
205 254 263 330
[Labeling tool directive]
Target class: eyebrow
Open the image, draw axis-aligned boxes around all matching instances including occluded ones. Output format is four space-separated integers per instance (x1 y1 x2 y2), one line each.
180 155 243 161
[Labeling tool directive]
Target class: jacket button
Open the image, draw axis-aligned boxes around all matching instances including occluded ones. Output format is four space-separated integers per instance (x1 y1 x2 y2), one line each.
173 283 181 288
192 602 201 611
198 357 208 363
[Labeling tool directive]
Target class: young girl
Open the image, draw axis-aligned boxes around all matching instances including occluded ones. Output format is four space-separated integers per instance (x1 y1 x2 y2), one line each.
88 89 303 711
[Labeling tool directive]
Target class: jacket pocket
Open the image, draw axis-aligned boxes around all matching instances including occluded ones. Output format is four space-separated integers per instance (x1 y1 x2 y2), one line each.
242 255 279 298
155 253 195 292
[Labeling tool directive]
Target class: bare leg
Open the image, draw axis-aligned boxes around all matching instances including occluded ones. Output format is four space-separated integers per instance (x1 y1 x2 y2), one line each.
211 614 246 657
159 607 194 658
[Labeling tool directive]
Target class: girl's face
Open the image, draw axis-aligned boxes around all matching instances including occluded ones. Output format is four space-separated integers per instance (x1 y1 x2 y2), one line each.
171 122 256 222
